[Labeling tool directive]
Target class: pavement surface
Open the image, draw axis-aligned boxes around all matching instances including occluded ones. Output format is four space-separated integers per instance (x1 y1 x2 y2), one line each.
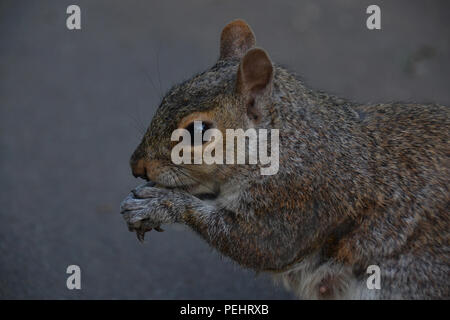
0 0 449 299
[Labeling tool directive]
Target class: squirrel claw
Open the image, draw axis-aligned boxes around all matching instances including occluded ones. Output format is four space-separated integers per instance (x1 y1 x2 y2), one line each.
154 226 164 232
136 229 149 243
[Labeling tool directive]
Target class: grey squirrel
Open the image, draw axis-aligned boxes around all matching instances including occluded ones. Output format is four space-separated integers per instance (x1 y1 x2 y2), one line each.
120 20 449 299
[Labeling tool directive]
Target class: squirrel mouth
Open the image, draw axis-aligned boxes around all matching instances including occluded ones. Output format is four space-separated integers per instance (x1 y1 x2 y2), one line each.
166 181 220 200
183 183 220 200
150 179 219 200
150 168 220 199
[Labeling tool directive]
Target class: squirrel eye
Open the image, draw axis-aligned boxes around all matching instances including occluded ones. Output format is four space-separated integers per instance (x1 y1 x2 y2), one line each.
184 121 213 146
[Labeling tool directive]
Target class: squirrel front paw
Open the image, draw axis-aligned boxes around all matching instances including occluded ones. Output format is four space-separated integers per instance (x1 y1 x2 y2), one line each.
120 183 188 242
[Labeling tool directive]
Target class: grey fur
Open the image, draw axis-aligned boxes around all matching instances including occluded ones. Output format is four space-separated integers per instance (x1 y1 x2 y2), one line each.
121 20 449 299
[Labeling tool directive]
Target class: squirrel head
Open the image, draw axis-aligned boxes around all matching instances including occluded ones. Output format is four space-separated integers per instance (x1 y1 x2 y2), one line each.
130 20 275 195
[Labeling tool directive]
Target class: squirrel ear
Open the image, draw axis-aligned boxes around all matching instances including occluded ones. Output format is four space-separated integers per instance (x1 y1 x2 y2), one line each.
236 48 273 123
236 48 273 98
219 19 256 60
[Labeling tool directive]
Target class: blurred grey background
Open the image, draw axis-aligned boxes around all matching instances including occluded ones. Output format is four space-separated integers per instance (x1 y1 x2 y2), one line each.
0 0 449 299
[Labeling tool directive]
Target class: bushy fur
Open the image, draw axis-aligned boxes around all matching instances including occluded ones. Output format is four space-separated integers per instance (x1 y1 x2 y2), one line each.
121 20 449 299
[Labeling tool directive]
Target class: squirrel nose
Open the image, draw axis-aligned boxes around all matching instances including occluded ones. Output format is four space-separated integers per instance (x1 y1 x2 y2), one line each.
130 158 149 180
